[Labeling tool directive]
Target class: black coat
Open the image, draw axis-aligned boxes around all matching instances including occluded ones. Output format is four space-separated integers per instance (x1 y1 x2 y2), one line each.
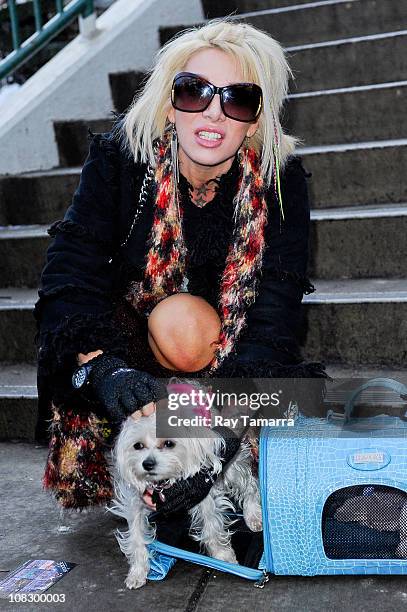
34 130 328 441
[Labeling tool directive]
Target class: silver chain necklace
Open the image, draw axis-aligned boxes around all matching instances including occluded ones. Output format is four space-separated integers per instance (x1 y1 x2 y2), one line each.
120 162 155 249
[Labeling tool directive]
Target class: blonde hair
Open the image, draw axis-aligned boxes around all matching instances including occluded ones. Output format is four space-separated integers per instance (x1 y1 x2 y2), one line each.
120 18 299 186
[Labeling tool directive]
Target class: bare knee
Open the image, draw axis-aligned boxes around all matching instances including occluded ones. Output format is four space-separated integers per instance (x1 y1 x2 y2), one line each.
147 294 221 372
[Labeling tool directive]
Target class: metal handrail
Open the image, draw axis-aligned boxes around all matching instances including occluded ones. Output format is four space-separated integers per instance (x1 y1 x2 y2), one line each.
0 0 95 80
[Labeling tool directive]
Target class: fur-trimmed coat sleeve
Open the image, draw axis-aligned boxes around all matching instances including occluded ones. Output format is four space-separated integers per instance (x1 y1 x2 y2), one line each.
34 133 132 403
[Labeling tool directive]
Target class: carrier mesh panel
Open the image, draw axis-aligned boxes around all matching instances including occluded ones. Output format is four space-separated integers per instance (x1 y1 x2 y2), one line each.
322 485 407 559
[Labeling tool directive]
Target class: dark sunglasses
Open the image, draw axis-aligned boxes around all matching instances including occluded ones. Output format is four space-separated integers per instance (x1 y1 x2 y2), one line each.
171 72 263 123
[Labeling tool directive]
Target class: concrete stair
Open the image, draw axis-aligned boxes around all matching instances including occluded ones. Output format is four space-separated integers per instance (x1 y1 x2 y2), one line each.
287 32 407 92
1 0 406 440
1 282 406 367
302 141 407 207
49 82 407 166
1 141 405 223
1 203 407 288
0 364 38 441
285 82 407 146
3 359 407 442
163 0 407 48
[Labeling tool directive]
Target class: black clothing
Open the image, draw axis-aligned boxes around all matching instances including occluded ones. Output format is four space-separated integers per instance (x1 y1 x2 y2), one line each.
85 353 165 424
34 130 327 441
152 424 241 517
178 153 239 307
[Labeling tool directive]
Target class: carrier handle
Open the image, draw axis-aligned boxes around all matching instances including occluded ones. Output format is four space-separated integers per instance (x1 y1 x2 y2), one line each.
327 377 407 423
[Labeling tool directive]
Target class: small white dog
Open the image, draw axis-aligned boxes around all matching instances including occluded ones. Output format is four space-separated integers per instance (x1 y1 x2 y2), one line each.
108 412 262 589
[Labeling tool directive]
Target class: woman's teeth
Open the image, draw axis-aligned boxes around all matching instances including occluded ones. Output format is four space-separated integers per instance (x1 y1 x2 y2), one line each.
198 131 222 140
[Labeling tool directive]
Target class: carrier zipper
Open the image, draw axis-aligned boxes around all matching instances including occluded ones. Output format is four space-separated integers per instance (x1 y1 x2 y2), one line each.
259 427 273 572
149 540 265 581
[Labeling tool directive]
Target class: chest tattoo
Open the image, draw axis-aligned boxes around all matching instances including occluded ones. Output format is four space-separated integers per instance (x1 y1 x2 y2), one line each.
188 177 222 208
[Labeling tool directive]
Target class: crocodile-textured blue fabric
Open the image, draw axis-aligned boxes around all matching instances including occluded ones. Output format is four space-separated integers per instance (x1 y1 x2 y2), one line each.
148 408 407 580
147 549 177 581
260 414 407 575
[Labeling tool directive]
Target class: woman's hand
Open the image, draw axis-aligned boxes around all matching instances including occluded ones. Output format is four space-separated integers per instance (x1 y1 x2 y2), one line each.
77 349 104 365
130 401 157 420
87 354 165 424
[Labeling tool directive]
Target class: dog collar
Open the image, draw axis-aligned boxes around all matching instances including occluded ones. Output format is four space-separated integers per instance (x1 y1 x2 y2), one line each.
148 480 172 502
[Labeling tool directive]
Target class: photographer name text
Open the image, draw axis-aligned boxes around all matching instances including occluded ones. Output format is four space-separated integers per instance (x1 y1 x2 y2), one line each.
166 415 294 428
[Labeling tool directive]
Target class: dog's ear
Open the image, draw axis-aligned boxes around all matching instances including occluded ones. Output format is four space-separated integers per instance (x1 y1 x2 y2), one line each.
112 418 150 489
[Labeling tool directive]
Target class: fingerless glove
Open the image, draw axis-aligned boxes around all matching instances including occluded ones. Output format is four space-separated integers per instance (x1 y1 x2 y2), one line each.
88 354 166 424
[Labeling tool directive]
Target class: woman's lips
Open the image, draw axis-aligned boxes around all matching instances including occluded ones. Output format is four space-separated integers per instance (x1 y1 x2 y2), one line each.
194 130 224 148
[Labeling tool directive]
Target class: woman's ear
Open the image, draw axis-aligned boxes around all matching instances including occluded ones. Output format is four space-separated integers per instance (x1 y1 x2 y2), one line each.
167 107 175 124
246 120 259 139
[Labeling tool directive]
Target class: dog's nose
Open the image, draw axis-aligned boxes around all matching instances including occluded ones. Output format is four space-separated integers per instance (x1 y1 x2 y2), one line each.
142 458 156 472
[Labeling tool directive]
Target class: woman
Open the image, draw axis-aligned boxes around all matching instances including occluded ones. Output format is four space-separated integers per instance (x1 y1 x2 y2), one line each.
34 18 328 511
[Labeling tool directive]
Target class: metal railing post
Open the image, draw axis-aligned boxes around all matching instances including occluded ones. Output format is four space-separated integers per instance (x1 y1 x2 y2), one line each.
8 0 21 50
83 0 94 18
0 0 97 80
33 0 43 32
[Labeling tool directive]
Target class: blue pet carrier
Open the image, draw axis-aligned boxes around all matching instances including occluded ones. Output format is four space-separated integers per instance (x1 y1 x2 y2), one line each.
147 378 407 585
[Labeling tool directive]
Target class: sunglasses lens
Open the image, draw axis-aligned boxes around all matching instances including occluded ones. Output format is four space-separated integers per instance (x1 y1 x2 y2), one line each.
223 84 262 122
172 74 263 122
173 75 212 112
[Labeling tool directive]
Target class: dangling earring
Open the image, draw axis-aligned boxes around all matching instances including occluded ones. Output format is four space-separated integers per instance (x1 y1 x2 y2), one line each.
171 123 179 186
170 122 183 240
233 136 250 223
272 124 284 221
243 135 250 169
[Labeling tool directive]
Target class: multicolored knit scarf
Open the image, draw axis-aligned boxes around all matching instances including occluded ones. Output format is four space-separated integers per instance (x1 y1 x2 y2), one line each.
43 403 113 509
126 129 271 371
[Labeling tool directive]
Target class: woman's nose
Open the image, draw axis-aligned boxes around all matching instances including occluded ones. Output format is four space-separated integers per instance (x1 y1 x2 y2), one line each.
202 94 225 122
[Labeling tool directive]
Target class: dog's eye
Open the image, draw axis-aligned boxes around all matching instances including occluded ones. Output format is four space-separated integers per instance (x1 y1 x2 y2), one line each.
163 440 175 449
133 442 144 450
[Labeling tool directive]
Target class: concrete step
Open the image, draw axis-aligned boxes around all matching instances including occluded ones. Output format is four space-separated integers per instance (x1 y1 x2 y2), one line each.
0 225 49 288
286 81 407 147
109 32 407 105
288 31 407 93
109 70 147 115
0 289 38 363
53 82 407 167
0 140 405 226
0 167 79 226
0 138 405 223
4 197 407 285
0 363 37 396
2 359 407 441
54 118 115 167
161 1 407 48
1 203 406 287
0 364 37 441
300 139 407 208
308 204 407 279
1 281 406 366
303 278 407 366
201 0 319 17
